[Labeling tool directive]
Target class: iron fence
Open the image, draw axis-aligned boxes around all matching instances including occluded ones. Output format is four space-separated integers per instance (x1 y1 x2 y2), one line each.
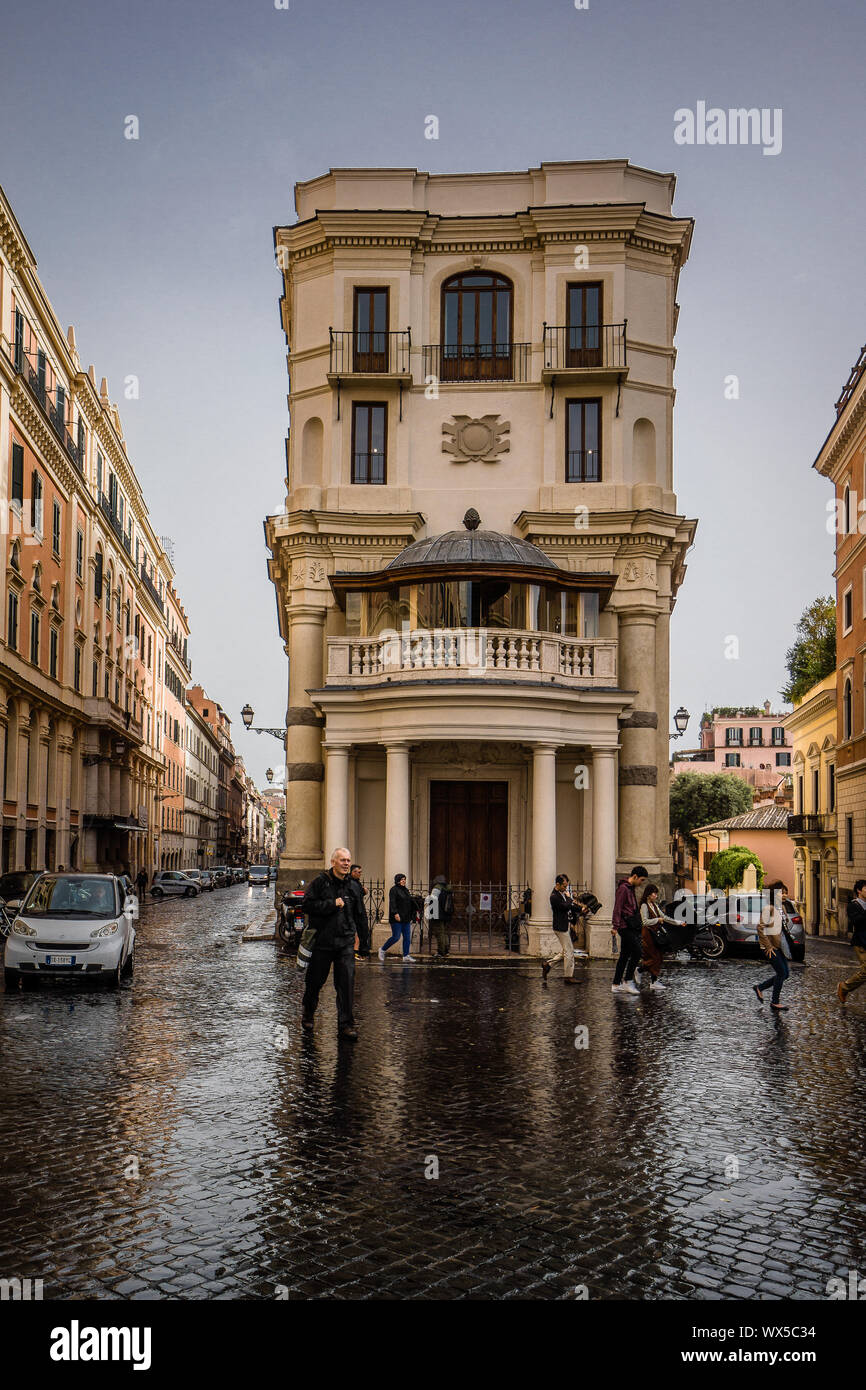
367 880 530 955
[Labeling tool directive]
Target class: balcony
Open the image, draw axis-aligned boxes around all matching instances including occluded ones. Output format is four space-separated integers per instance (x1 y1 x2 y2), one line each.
542 323 627 380
326 629 617 687
5 337 85 473
98 492 131 554
327 329 411 379
139 564 165 617
169 628 192 675
787 813 835 838
422 343 531 384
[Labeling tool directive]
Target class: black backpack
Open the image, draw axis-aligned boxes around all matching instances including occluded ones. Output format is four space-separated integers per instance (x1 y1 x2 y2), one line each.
440 888 455 922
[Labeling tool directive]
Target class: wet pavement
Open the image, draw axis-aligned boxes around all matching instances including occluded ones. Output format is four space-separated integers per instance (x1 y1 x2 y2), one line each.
1 888 865 1301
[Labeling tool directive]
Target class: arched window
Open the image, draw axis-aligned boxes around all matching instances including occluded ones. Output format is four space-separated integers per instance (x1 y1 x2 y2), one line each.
441 272 513 381
94 548 103 604
844 678 853 739
32 563 42 593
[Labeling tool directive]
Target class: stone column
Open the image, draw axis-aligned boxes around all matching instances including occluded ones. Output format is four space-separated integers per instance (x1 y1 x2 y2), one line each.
323 742 351 859
384 742 412 889
526 742 558 957
56 719 74 870
282 607 326 882
617 608 660 877
35 710 51 866
15 699 31 866
590 747 618 957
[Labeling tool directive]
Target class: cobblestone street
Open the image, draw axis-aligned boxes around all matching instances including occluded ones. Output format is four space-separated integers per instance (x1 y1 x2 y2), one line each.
1 887 865 1301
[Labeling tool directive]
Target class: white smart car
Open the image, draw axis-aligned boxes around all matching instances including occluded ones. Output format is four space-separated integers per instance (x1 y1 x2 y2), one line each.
3 873 136 988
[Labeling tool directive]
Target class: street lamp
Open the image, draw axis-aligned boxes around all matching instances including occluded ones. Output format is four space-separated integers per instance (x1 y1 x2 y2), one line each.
266 768 274 784
240 703 285 743
670 705 690 740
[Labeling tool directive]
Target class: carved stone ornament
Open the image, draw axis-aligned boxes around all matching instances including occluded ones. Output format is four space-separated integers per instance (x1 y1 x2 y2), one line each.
442 415 510 464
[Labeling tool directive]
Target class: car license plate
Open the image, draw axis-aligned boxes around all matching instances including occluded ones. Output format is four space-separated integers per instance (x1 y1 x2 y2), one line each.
46 954 73 966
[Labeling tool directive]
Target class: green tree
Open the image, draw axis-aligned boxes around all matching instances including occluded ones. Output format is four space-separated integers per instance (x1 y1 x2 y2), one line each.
707 844 764 891
669 772 754 850
781 595 836 704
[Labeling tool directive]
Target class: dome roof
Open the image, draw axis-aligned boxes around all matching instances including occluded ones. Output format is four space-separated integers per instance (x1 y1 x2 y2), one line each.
385 512 558 574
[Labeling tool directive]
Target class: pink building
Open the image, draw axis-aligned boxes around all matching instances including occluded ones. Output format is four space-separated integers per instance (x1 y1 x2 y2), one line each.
672 702 792 790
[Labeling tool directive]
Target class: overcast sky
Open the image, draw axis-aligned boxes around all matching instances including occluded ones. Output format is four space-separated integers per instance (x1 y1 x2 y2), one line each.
1 0 861 781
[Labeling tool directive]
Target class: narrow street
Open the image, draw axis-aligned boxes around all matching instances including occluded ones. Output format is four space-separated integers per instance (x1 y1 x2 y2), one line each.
1 892 864 1300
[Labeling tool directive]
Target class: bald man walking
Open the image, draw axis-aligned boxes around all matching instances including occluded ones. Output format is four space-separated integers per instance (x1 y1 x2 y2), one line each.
301 847 360 1040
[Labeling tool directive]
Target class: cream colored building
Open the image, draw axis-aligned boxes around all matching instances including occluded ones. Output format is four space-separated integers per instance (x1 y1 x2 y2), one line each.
266 162 697 955
785 671 839 935
1 182 184 878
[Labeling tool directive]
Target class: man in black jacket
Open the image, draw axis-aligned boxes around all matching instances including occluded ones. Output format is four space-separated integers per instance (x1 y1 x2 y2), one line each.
301 847 359 1038
347 863 370 959
839 878 866 1004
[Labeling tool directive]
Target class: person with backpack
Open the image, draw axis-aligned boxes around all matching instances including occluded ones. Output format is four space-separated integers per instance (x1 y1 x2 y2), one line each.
425 875 454 958
611 866 647 995
135 867 148 898
838 878 866 1004
752 881 791 1011
379 873 417 962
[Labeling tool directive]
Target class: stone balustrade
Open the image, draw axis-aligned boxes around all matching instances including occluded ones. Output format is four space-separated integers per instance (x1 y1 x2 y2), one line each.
326 629 617 686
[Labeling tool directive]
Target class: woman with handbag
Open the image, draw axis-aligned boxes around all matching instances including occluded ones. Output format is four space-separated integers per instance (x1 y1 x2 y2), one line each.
639 884 678 991
752 881 791 1011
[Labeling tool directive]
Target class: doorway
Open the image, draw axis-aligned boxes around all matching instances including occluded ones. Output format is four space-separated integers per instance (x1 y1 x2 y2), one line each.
428 780 508 883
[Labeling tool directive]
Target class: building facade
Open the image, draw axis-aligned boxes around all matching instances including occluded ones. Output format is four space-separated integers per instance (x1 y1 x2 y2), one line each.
186 686 234 862
813 346 866 913
693 803 795 894
672 703 792 788
184 699 220 869
266 162 697 954
785 672 838 936
0 183 188 879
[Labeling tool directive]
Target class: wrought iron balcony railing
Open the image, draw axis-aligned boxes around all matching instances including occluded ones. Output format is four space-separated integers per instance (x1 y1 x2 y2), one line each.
4 336 85 472
139 563 165 616
422 342 531 384
787 813 835 837
542 322 627 372
328 329 411 376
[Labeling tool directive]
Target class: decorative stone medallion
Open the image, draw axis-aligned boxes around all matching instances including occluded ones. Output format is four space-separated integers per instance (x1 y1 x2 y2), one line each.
442 415 510 464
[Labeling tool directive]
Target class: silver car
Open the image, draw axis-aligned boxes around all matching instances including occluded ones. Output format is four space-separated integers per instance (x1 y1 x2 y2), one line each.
248 866 270 887
3 873 136 987
150 871 199 899
720 892 806 962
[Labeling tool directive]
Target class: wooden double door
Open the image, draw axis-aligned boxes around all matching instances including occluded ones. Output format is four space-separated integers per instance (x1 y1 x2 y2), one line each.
428 780 508 884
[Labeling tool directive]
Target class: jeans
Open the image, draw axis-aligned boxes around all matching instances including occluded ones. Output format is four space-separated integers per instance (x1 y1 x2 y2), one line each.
757 949 789 1005
302 942 356 1027
382 919 412 956
613 926 642 984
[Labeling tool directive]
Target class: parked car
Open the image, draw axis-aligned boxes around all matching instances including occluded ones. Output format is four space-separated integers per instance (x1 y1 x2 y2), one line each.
210 867 230 888
0 870 44 907
4 873 136 988
248 865 270 887
232 867 245 884
182 869 212 893
676 891 806 962
199 870 215 891
269 867 277 883
150 871 200 899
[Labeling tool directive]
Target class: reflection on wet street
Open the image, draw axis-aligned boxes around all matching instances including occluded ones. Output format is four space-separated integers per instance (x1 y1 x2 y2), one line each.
1 890 865 1300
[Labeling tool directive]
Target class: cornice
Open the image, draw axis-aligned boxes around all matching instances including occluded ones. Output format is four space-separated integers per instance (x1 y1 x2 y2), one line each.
814 385 866 479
